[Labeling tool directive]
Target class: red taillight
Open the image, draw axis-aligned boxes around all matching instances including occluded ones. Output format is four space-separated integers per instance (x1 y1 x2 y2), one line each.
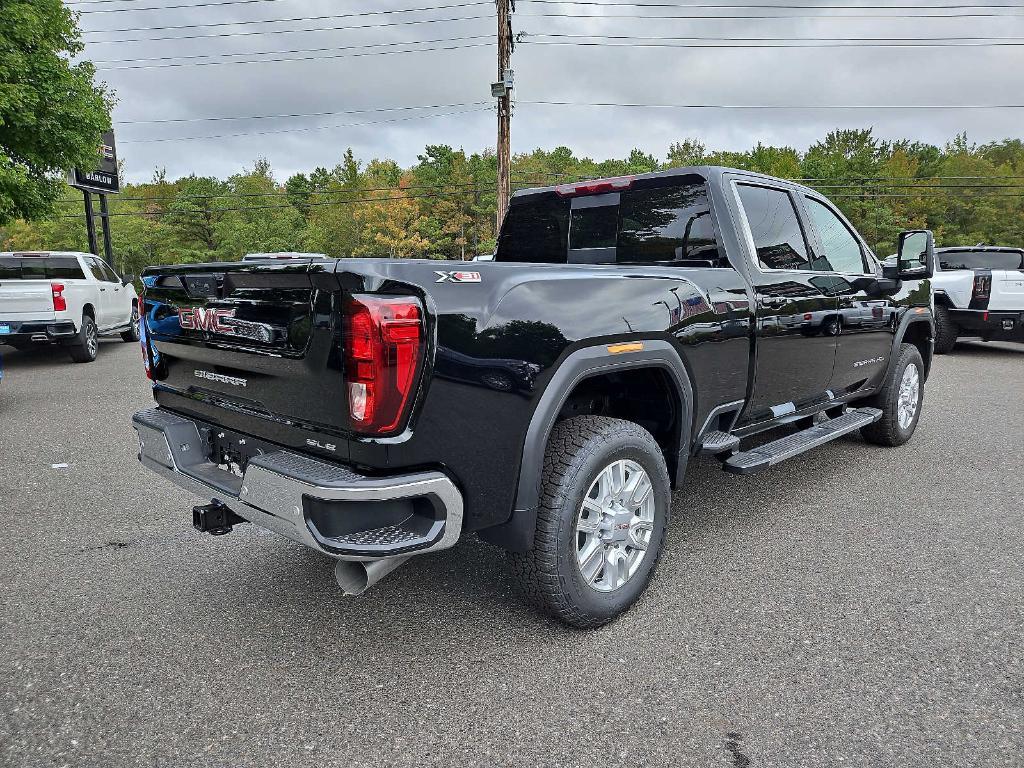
51 282 66 312
973 274 991 300
554 176 634 197
138 300 155 381
343 295 423 434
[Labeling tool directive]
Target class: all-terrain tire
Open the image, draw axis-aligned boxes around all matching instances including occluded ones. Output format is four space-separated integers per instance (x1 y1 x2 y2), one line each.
860 343 925 447
508 416 671 629
933 305 958 354
68 314 99 363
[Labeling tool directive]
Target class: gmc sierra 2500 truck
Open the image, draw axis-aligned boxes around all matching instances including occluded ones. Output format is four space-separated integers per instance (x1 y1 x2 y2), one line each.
132 167 935 627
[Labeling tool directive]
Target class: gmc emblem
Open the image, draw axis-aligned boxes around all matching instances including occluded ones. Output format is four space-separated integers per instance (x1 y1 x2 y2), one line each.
178 307 236 334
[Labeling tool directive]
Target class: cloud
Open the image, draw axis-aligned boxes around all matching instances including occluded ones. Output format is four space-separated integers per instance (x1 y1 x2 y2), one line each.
74 0 1024 182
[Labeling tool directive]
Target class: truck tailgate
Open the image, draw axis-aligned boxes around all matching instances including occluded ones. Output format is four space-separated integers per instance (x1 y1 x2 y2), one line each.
142 260 348 432
991 270 1024 310
0 280 55 317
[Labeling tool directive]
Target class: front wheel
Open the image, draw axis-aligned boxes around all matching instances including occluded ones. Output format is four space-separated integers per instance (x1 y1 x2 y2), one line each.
509 416 671 628
860 343 925 447
121 303 140 342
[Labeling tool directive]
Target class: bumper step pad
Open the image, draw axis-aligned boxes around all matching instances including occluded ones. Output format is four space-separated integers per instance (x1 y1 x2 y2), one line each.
723 407 882 475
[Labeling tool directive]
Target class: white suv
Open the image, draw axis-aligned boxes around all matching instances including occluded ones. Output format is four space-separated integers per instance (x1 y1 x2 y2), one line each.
932 246 1024 353
0 251 139 363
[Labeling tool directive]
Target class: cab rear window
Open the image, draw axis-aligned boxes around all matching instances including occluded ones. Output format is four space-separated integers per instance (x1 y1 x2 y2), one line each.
0 257 86 280
496 177 727 266
939 250 1023 271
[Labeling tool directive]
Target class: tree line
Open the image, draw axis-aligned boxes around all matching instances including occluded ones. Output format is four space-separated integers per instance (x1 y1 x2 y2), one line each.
2 128 1023 277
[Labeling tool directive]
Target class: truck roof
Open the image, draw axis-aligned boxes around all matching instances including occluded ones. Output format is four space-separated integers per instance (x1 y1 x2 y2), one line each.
511 165 819 200
936 245 1024 253
0 251 92 258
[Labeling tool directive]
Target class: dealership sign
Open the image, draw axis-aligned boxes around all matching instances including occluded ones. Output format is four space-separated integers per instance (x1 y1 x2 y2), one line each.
68 130 120 194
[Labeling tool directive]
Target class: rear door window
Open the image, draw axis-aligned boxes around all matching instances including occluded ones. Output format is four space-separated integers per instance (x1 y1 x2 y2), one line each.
46 257 87 280
617 185 722 264
496 177 726 266
496 196 570 263
939 249 1024 270
736 184 812 270
0 256 86 279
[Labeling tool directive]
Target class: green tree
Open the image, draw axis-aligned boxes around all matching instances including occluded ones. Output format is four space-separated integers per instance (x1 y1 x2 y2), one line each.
0 0 113 225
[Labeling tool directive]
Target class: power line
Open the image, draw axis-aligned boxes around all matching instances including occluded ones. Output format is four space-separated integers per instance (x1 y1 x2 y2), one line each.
118 105 493 142
47 185 564 219
523 99 1024 109
94 40 492 71
798 175 1024 181
47 188 1024 220
518 9 1024 19
522 1 1020 8
56 179 506 204
73 0 435 13
54 174 561 205
524 37 1024 47
523 32 1024 42
81 14 492 45
116 101 487 125
80 3 490 35
114 100 1024 129
90 34 491 65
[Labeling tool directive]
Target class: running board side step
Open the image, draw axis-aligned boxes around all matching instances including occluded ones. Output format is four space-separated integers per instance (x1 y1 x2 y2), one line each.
699 430 741 456
723 407 882 475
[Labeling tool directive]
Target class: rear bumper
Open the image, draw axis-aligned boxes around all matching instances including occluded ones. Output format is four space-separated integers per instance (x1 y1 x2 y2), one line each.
132 407 463 561
0 319 77 343
948 309 1024 338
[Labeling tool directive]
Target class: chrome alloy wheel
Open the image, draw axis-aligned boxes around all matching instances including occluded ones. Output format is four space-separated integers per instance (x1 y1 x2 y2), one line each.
574 459 655 593
897 362 920 429
86 322 98 357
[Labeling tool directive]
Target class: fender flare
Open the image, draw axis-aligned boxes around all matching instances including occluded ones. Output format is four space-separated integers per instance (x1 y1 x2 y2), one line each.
883 309 934 382
479 339 694 553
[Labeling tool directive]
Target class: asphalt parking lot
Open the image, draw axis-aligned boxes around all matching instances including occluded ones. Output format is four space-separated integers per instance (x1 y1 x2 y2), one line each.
1 339 1022 767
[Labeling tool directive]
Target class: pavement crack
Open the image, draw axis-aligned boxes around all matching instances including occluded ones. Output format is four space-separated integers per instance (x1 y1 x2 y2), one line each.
79 539 134 553
724 732 751 768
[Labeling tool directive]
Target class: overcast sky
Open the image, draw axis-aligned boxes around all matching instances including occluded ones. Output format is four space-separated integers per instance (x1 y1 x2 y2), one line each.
70 0 1024 184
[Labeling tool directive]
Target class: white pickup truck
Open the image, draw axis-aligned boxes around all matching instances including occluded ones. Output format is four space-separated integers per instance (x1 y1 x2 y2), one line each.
932 246 1024 353
0 251 139 363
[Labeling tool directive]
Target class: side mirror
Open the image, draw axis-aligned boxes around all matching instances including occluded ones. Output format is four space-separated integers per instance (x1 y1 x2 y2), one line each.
122 274 136 287
894 230 935 280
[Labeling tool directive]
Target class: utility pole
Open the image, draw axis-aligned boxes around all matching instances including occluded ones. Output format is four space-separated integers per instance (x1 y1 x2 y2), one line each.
83 191 99 256
99 193 115 269
495 0 513 230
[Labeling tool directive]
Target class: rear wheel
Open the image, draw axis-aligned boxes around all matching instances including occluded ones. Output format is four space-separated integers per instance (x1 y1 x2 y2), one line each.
509 416 671 628
121 303 140 342
861 343 924 447
933 305 958 354
68 314 99 363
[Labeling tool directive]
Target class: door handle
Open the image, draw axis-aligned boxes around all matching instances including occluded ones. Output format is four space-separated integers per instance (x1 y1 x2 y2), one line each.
99 287 106 292
758 296 787 308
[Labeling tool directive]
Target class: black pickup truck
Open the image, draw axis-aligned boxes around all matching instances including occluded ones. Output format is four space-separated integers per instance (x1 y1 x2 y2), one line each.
133 167 936 627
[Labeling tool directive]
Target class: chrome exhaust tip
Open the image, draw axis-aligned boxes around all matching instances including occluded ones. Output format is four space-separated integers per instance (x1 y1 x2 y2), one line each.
334 556 411 596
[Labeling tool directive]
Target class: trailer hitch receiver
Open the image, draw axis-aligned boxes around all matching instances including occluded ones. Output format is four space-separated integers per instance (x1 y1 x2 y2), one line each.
193 501 246 536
